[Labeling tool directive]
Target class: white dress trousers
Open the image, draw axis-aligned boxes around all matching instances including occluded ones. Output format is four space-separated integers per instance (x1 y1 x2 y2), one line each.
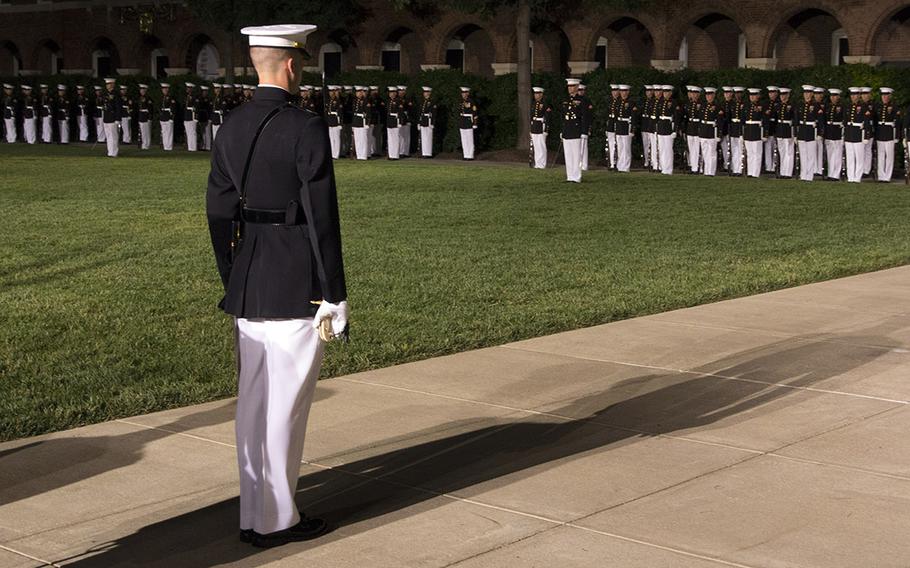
139 121 151 150
531 132 547 169
563 136 582 182
687 135 701 172
353 126 370 160
4 118 14 143
845 141 865 183
41 116 52 143
877 140 895 182
400 124 411 157
606 131 616 168
616 134 632 172
797 140 817 181
731 137 744 175
699 137 718 176
658 134 675 175
202 122 213 151
185 120 198 152
24 118 37 144
460 128 475 159
78 115 89 141
815 136 824 175
863 136 873 174
650 132 660 171
825 139 844 180
161 120 174 151
386 127 400 159
234 317 324 535
721 135 731 169
419 125 434 157
121 117 131 144
103 122 119 157
58 120 69 144
642 131 652 169
328 125 341 159
581 134 589 170
95 117 106 142
764 136 776 171
777 137 795 177
745 140 763 177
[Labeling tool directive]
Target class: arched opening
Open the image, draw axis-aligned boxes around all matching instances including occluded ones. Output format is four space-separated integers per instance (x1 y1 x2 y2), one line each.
138 35 166 77
319 30 355 78
444 24 494 77
186 34 219 79
680 13 744 70
874 5 910 67
90 37 119 78
380 27 423 74
531 24 570 74
35 40 62 74
0 41 21 75
772 9 845 68
593 18 654 68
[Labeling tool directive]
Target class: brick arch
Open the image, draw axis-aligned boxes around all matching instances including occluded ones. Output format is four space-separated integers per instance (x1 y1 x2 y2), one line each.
433 20 499 77
503 26 567 73
29 38 61 73
867 1 910 56
664 7 746 58
676 12 745 70
85 36 121 74
583 15 657 67
362 23 427 73
578 13 660 63
759 3 860 60
0 40 22 75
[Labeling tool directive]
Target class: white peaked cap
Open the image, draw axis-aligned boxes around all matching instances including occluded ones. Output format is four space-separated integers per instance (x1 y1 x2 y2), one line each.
828 88 842 95
618 84 630 90
185 82 196 88
138 83 149 89
721 86 732 91
328 85 340 90
861 87 872 93
119 84 128 89
212 83 222 88
532 86 544 92
881 87 894 94
398 85 407 90
766 85 778 91
704 87 716 93
748 88 761 94
848 87 861 93
200 85 210 90
233 83 242 88
370 85 379 90
644 85 653 89
423 86 433 91
609 84 618 89
355 85 366 90
779 87 791 94
92 85 101 90
241 24 317 49
460 86 471 91
302 85 313 89
22 85 33 90
578 83 586 89
57 84 66 90
39 83 48 88
813 87 824 93
242 84 253 89
565 78 580 85
3 83 14 89
388 86 398 91
76 85 85 89
160 83 170 88
733 86 744 92
662 85 674 91
313 86 322 90
801 84 814 91
299 85 306 90
104 78 116 84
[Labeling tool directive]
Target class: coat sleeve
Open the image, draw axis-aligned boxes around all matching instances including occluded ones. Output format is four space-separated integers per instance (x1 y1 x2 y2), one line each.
205 136 239 292
297 115 347 303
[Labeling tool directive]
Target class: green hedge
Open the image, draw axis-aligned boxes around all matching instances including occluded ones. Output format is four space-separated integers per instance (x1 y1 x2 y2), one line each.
4 64 907 160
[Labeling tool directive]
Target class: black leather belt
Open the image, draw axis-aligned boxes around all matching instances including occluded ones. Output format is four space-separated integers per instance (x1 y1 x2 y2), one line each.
242 207 305 225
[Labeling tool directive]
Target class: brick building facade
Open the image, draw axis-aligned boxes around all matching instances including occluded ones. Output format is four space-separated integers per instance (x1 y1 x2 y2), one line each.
1 0 909 80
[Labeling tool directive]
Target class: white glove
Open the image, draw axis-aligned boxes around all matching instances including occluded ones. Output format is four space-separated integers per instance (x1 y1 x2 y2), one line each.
581 134 588 139
863 139 870 145
313 300 349 337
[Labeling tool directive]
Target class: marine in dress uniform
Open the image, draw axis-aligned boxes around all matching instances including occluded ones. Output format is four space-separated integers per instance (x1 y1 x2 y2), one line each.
341 85 354 158
459 86 478 160
698 87 724 176
184 82 199 152
74 85 89 142
813 87 826 175
369 86 384 156
614 85 636 172
136 84 152 150
823 88 845 180
656 85 679 175
418 86 437 158
200 85 213 151
764 86 780 172
844 87 873 183
560 78 590 182
119 85 132 144
2 84 16 143
773 87 795 178
22 85 37 144
578 83 592 170
874 87 902 182
530 86 551 169
351 86 371 160
92 85 106 143
719 87 734 171
159 83 176 151
212 83 225 140
795 85 824 181
741 88 768 178
641 85 655 170
37 84 52 144
861 87 874 176
206 23 345 549
605 84 619 169
325 85 343 159
385 86 402 159
102 78 121 157
684 86 702 173
728 87 746 176
398 85 413 157
54 84 70 144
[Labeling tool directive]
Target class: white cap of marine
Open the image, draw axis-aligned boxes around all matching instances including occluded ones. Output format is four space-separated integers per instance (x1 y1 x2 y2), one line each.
240 24 317 48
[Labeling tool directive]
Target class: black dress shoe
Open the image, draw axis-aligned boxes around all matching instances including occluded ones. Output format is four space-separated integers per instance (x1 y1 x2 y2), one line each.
239 529 257 543
252 517 330 548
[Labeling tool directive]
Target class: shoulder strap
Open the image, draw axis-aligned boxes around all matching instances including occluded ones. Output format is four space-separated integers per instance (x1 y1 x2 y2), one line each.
238 103 291 210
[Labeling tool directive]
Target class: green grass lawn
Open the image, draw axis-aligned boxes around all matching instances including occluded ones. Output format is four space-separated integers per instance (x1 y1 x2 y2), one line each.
2 142 909 441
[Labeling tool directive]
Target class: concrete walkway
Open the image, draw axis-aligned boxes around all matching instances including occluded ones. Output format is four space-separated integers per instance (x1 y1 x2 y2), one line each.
3 267 910 567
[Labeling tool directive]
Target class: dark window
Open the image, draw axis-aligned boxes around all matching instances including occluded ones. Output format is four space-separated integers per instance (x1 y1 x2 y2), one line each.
595 45 606 69
445 48 463 70
156 55 169 78
381 50 400 72
838 37 849 65
323 52 342 78
97 56 112 78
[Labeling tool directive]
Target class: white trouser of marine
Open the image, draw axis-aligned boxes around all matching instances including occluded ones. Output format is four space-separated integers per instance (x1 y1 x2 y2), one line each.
400 124 410 157
721 135 731 169
863 136 873 175
185 120 198 152
777 137 795 177
41 117 52 143
581 134 589 170
419 125 433 157
642 131 652 168
202 121 212 151
139 121 151 150
531 132 547 168
563 136 582 182
687 134 701 173
825 139 843 179
328 125 341 159
78 116 89 141
24 118 37 144
815 136 824 175
95 117 106 142
121 117 131 144
104 122 119 157
386 127 400 159
877 140 895 182
58 120 69 144
699 137 718 176
606 131 616 168
798 139 817 181
658 134 674 175
745 140 763 177
845 141 865 183
731 137 744 175
353 126 369 160
764 136 776 171
234 317 324 535
616 133 632 172
160 120 174 151
4 118 14 143
460 128 474 159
